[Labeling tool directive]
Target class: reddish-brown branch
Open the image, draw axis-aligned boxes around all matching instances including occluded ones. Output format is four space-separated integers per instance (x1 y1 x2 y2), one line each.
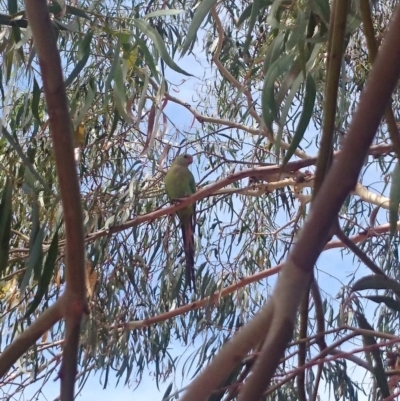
238 7 400 400
5 143 394 267
265 335 400 397
58 143 395 247
179 5 400 400
24 1 87 399
125 264 282 330
85 157 316 239
0 299 63 377
123 220 392 329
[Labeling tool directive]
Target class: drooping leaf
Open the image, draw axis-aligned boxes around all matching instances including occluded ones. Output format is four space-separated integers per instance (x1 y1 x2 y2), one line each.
286 9 307 51
263 33 285 73
20 199 44 294
8 0 17 14
132 19 191 76
310 0 330 27
389 162 400 236
243 0 260 55
161 382 173 401
282 74 316 165
237 0 273 27
266 0 287 29
142 103 156 155
104 35 121 113
25 228 59 318
135 36 159 82
20 227 44 294
75 77 96 127
1 127 50 193
275 61 306 158
135 68 149 127
11 25 22 51
0 178 12 274
65 29 93 87
365 295 400 312
181 0 218 56
5 37 14 83
109 108 120 137
113 54 134 123
31 77 41 124
261 53 296 132
356 313 390 398
352 274 400 296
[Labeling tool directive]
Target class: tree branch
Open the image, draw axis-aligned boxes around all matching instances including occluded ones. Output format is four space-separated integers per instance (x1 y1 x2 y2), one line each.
180 5 400 400
24 1 87 399
0 299 63 377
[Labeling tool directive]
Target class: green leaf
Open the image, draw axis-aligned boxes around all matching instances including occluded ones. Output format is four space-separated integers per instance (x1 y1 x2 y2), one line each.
355 313 390 398
75 77 96 127
181 0 217 56
286 9 307 51
21 199 44 294
5 38 14 83
237 0 273 27
25 229 59 318
104 35 121 112
135 68 150 125
109 108 120 137
65 29 93 87
352 274 400 296
20 227 44 294
113 55 134 124
1 127 50 193
243 0 260 55
0 178 12 274
161 382 173 401
66 5 91 20
389 162 400 236
12 26 21 51
29 198 40 250
8 0 17 15
132 19 191 76
282 74 316 165
31 77 41 124
263 33 285 72
266 0 287 29
261 53 296 132
275 62 306 158
310 0 330 27
78 29 94 60
365 295 400 312
347 10 362 34
148 230 162 266
135 36 159 82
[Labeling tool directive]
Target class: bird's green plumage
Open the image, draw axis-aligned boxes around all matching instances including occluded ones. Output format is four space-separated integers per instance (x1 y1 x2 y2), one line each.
165 154 196 291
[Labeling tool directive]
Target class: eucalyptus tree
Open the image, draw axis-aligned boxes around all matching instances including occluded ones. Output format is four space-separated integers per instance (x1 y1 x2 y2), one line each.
0 0 400 399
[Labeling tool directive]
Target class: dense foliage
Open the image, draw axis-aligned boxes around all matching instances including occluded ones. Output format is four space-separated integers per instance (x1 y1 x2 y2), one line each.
1 0 400 399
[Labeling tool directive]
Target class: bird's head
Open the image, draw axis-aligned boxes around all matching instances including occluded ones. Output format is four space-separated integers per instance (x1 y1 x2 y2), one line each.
173 154 193 166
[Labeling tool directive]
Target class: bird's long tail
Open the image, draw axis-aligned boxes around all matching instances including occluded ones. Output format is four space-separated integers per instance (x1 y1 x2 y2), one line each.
181 223 196 292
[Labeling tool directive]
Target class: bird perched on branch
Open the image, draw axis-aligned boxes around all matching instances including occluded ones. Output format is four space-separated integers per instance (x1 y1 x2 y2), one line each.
164 154 196 292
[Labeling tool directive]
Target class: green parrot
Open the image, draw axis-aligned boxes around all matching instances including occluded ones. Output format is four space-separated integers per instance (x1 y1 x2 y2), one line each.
164 154 197 292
